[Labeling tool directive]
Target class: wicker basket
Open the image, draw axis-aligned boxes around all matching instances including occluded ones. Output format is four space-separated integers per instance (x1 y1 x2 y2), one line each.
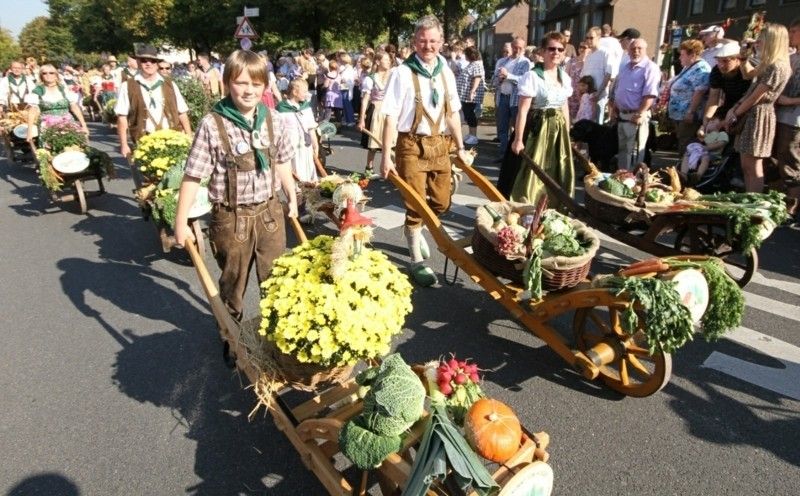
267 339 354 392
472 202 600 291
584 191 635 225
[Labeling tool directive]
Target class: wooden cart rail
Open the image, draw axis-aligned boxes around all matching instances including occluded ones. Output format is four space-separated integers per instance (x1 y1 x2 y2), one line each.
48 169 106 214
387 171 672 398
184 225 553 495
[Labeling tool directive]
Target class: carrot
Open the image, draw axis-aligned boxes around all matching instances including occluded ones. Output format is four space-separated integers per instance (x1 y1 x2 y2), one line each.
620 261 669 277
624 257 662 270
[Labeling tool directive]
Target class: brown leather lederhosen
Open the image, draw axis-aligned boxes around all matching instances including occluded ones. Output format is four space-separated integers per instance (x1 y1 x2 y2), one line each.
395 72 454 227
208 112 285 321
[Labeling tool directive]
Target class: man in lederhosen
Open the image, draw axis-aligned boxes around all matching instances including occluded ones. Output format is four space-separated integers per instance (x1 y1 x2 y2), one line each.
115 44 192 186
0 60 36 115
381 15 471 287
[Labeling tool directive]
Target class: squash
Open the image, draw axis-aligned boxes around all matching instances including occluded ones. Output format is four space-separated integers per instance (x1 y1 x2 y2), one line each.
463 398 522 463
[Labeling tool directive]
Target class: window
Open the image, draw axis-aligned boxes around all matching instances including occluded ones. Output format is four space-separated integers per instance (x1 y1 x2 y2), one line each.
747 0 766 5
719 0 737 10
690 0 704 14
592 10 604 27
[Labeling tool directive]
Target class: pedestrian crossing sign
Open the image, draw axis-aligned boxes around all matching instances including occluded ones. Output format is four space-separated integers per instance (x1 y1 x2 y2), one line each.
234 17 258 38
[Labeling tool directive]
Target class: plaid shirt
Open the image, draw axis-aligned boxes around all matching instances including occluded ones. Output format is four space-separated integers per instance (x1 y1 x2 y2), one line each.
455 61 485 103
184 110 294 204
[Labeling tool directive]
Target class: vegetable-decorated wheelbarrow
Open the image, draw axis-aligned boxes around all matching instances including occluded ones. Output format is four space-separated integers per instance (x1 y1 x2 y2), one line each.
183 218 555 495
36 147 112 214
387 155 745 399
520 150 787 287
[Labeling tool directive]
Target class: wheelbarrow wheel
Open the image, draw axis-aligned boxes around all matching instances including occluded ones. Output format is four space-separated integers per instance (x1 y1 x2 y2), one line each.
673 225 757 288
573 306 672 397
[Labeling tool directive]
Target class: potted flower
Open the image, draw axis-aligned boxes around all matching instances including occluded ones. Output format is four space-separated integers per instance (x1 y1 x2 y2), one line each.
258 235 413 388
132 128 191 182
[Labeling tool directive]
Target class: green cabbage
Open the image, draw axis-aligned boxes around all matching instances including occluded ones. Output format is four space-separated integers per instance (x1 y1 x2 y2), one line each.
338 418 402 469
600 177 635 198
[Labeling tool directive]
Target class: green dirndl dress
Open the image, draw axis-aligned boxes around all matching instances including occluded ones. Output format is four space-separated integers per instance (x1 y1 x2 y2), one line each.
510 107 574 209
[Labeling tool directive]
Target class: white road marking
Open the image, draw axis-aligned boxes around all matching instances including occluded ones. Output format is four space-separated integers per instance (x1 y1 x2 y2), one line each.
743 292 800 323
702 327 800 401
364 204 406 231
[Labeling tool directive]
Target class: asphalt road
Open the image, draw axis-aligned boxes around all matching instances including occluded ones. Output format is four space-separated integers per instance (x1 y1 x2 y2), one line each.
1 121 799 496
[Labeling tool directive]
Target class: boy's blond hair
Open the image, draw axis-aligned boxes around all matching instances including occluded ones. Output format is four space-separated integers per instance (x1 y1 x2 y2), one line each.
222 50 267 92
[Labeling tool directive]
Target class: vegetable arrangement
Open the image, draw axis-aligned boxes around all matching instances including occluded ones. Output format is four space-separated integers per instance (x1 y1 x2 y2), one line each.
423 357 484 427
339 354 426 470
596 256 744 354
464 398 523 464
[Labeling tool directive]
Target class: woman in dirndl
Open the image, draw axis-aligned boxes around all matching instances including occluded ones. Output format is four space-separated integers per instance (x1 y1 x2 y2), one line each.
357 51 393 178
509 31 574 208
24 63 89 150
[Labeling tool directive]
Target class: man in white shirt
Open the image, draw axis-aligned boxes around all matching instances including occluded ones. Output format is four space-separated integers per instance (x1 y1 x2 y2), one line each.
115 44 192 186
699 25 726 68
0 60 36 115
493 37 531 159
582 26 617 123
381 15 470 287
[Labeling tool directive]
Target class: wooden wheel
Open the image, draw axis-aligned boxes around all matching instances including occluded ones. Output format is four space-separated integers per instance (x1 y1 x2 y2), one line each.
74 179 87 214
190 219 205 258
573 306 672 397
673 224 757 288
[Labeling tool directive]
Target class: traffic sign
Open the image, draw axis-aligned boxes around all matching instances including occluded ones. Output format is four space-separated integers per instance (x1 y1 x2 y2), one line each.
240 37 252 50
244 7 260 17
234 17 258 38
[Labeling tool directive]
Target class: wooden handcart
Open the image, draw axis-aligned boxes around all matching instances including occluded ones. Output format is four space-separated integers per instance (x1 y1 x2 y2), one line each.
183 222 553 495
523 152 762 287
389 166 676 399
46 168 106 214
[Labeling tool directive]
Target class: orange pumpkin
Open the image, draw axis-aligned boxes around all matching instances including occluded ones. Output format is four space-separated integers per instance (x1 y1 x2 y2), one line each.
463 398 522 463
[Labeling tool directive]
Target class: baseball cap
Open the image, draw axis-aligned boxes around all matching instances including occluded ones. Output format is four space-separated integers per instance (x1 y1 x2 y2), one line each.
699 25 725 37
618 28 641 40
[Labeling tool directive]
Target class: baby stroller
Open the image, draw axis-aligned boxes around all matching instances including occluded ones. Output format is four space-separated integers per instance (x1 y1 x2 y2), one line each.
693 141 744 193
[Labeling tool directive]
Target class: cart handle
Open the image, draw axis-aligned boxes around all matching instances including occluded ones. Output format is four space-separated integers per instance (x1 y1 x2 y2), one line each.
184 239 242 339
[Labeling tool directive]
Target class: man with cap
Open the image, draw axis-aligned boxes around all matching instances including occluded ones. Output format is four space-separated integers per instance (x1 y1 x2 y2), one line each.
617 28 641 67
701 42 751 135
699 25 726 68
115 44 192 186
610 38 660 170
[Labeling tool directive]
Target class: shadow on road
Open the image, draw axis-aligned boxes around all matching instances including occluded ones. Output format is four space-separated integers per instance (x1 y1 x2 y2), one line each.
6 472 81 496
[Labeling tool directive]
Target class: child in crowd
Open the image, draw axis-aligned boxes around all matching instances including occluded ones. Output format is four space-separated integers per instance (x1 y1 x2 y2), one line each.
680 112 729 185
277 78 326 184
575 75 597 123
322 60 342 122
173 49 298 322
276 71 290 98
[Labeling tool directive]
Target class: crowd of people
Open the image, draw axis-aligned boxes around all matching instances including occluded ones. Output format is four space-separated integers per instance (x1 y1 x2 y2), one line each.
3 14 800 319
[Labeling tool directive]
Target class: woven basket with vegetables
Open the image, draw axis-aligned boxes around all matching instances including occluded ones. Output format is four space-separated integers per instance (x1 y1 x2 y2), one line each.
472 200 599 297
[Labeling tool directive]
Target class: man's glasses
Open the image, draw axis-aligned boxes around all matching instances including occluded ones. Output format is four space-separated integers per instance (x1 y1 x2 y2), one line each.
158 66 170 71
41 71 57 75
546 46 565 53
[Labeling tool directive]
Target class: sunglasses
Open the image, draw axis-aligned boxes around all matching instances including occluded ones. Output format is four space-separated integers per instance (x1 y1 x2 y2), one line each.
158 66 170 70
139 59 158 65
41 71 57 75
546 46 565 53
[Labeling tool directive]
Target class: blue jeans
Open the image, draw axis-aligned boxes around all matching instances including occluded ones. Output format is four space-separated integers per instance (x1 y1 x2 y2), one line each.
495 93 518 158
341 91 355 125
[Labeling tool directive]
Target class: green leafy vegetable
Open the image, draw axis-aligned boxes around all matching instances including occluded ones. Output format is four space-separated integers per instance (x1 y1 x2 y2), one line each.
645 189 665 203
338 417 402 469
600 177 635 198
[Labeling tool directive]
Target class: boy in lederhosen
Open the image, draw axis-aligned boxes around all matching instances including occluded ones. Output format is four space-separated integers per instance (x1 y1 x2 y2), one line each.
174 50 298 321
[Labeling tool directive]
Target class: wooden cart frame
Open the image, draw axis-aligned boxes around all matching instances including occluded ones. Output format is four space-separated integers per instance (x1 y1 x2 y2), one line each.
524 152 759 287
45 167 106 214
184 220 553 495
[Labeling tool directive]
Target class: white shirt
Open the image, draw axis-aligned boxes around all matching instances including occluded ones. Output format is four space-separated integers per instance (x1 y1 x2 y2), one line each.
518 69 573 109
0 75 36 106
381 55 461 135
581 48 616 99
599 36 623 71
24 86 79 106
701 43 724 69
114 74 189 134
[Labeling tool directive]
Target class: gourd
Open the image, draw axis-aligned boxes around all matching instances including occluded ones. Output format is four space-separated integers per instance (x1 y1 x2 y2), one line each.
463 398 522 463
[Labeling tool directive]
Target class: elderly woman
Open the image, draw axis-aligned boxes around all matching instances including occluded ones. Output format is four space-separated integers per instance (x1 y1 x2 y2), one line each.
24 64 89 149
668 39 711 154
507 31 573 207
726 23 792 193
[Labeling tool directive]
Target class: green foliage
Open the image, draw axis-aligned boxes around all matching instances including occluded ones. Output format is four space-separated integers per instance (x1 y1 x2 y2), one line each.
599 177 635 198
0 28 21 71
37 150 62 191
39 120 87 154
696 190 788 253
338 418 402 470
173 76 212 130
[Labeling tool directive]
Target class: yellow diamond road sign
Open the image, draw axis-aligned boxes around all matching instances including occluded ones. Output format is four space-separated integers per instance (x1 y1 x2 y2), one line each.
234 17 258 38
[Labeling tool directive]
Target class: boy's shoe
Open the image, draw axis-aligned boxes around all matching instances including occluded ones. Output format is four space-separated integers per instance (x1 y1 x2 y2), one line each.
464 134 479 146
409 263 437 287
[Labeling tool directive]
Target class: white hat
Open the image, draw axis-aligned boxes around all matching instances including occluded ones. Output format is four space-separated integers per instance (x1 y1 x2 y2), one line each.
715 42 740 58
699 25 724 37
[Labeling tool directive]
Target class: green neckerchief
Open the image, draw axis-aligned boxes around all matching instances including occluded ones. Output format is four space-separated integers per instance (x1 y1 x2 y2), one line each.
32 84 68 100
532 63 564 84
137 78 163 109
8 74 25 86
403 53 444 107
276 99 311 113
212 96 270 171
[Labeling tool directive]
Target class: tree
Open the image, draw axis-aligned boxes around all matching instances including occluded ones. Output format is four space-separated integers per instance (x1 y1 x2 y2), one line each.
18 16 76 64
0 27 21 70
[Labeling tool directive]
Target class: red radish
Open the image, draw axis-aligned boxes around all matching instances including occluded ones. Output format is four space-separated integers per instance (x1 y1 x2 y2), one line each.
470 373 480 383
448 358 459 370
439 382 453 395
439 370 453 382
454 373 467 385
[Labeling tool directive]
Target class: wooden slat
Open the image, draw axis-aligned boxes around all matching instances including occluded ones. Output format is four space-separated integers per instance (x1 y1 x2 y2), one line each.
292 379 359 422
